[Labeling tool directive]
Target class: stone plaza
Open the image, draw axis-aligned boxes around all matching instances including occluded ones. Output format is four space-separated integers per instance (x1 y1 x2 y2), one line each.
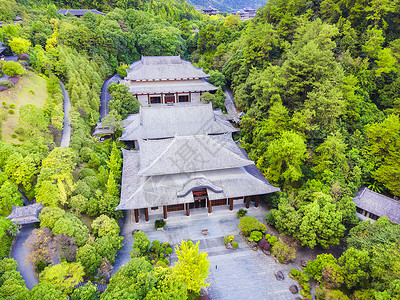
113 202 300 300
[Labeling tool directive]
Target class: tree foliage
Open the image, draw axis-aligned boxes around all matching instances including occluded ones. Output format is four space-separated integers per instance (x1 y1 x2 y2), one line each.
174 240 210 294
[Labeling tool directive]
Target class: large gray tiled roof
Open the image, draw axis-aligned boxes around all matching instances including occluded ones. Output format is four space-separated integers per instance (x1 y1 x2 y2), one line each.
353 187 400 224
117 148 279 210
125 56 210 81
138 134 254 176
119 104 238 141
58 9 105 16
6 203 44 225
128 79 217 94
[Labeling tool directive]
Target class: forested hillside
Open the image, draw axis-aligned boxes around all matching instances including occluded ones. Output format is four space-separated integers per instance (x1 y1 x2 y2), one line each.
191 1 400 298
0 0 399 298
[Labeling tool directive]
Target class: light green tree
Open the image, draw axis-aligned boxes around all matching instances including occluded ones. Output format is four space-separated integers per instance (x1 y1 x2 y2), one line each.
144 267 187 300
101 258 155 299
31 283 68 300
130 231 150 257
39 207 65 229
91 214 120 238
366 114 400 196
338 248 371 289
1 61 25 76
263 130 309 184
9 37 31 54
76 244 102 276
174 240 210 294
40 261 84 295
71 281 99 300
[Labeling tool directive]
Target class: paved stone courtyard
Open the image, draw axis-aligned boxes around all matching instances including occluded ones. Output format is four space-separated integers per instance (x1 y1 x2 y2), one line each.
114 202 301 300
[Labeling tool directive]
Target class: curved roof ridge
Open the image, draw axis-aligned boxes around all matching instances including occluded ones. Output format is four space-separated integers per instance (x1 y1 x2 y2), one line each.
138 137 177 176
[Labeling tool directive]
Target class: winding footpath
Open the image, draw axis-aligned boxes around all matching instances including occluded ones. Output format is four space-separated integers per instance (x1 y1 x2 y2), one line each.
11 225 38 289
60 82 71 147
224 87 240 123
100 74 120 119
11 81 72 290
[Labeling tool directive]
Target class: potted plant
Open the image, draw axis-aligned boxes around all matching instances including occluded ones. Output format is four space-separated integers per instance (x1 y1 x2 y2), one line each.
155 219 166 230
236 208 248 218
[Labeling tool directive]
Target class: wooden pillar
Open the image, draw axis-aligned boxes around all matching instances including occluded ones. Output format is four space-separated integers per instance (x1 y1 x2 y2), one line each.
255 195 259 207
134 209 139 223
163 206 167 219
246 196 250 209
186 203 190 216
208 199 212 213
145 208 149 222
229 198 233 211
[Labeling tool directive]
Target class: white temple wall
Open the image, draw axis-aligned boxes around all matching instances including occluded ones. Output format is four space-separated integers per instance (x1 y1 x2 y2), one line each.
137 95 148 106
191 92 201 103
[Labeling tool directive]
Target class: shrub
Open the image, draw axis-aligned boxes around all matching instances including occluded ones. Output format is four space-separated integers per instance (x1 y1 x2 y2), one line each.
2 102 6 106
79 168 96 179
9 104 15 109
249 231 263 242
35 259 47 273
290 268 299 277
29 89 35 94
159 253 164 259
271 241 296 263
155 219 166 229
156 261 167 268
116 64 128 78
165 247 172 255
236 208 247 218
2 61 25 76
151 260 155 264
11 134 17 138
265 234 278 246
265 209 277 226
257 239 270 250
163 258 170 265
0 81 14 88
232 242 238 248
239 216 267 236
223 236 230 245
14 127 23 134
8 110 14 114
131 231 150 257
162 242 170 248
18 137 24 142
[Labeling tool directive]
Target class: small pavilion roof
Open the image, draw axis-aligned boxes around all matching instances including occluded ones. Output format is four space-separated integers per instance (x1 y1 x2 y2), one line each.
138 134 254 176
117 149 279 210
125 56 210 81
353 187 400 224
6 203 44 225
120 104 238 141
128 79 217 95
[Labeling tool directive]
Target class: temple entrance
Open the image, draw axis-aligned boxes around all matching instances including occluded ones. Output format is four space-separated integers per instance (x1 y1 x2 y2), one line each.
190 188 208 209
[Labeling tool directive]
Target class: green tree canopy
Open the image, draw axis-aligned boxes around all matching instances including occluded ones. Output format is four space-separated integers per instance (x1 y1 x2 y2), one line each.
174 240 210 294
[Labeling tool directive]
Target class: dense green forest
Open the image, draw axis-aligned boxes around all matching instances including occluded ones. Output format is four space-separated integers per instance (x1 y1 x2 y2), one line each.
0 0 399 298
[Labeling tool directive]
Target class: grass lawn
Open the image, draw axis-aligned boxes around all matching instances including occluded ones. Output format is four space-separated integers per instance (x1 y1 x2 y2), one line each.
0 71 48 144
